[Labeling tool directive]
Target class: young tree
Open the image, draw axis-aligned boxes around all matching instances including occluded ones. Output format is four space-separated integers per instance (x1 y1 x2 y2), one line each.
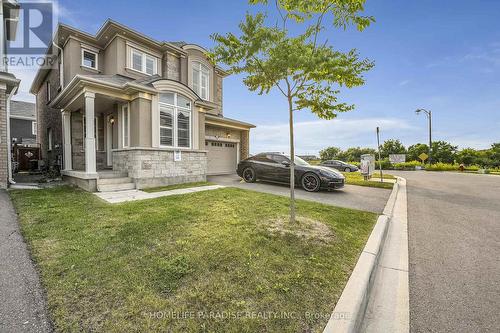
456 148 479 166
431 141 458 164
407 143 429 161
337 147 376 162
380 139 406 159
209 0 374 222
319 146 342 161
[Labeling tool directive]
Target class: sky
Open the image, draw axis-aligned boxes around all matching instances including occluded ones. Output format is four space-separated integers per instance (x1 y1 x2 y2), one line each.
10 0 500 155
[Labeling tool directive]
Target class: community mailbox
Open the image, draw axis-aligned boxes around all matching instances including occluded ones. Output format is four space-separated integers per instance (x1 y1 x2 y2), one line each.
360 154 376 177
389 154 406 164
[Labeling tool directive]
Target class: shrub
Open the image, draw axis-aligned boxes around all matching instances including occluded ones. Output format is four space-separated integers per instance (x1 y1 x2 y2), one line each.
393 161 424 170
425 163 459 171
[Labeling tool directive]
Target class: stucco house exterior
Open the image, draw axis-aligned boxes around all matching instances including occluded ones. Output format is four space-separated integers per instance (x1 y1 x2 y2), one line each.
30 20 254 192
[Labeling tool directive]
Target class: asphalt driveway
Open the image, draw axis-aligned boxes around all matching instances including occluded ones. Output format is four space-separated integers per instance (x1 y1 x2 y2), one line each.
208 174 391 213
390 171 500 333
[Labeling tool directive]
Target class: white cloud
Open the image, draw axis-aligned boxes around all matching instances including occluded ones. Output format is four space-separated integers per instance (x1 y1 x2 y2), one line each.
9 67 39 102
250 118 415 155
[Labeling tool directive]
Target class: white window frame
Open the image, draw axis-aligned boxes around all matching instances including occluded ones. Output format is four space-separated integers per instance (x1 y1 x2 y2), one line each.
47 128 52 151
129 48 158 75
158 92 192 149
46 81 51 102
32 121 36 136
121 104 130 148
192 61 210 100
81 48 98 70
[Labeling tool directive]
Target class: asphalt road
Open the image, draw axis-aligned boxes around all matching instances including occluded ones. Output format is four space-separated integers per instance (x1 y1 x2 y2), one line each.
0 190 51 333
390 171 500 333
208 174 391 214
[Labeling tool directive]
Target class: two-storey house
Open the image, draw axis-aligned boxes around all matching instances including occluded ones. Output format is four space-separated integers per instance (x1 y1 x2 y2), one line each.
30 20 254 192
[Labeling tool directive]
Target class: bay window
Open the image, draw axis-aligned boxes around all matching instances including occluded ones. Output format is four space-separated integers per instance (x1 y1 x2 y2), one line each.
192 62 210 100
159 92 192 148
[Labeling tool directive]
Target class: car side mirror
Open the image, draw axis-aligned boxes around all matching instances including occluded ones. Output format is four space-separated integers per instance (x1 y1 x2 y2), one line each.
281 160 290 167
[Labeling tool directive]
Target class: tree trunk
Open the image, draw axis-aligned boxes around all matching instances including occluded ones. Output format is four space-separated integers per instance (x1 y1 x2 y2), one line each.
288 96 296 223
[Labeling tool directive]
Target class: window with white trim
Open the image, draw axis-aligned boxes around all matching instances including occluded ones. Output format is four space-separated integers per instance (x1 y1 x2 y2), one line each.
46 81 51 102
47 128 52 151
192 61 210 100
130 48 157 75
159 92 192 148
82 49 98 69
83 116 100 150
32 121 36 136
122 104 130 148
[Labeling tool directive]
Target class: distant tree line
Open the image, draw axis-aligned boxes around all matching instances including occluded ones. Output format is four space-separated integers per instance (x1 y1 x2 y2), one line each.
319 140 500 167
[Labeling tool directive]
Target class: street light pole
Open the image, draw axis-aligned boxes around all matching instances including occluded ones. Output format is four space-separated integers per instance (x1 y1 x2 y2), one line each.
376 126 383 182
415 108 433 164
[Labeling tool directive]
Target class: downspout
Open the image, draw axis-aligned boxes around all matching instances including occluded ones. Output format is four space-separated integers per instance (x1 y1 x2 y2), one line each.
52 41 65 170
52 41 64 89
7 84 18 184
0 0 5 73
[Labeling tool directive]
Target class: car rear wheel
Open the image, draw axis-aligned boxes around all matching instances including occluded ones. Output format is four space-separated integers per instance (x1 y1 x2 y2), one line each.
344 167 351 172
302 173 320 192
242 167 256 183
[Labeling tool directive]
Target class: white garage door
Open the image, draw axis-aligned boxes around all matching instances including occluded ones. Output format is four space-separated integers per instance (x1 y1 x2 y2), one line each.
207 141 238 175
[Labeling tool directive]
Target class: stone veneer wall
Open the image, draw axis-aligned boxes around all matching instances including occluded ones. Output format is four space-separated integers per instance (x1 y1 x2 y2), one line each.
240 130 250 160
112 149 207 189
0 86 7 189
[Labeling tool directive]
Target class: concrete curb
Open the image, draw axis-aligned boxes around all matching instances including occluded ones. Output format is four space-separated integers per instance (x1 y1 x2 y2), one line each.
323 179 402 333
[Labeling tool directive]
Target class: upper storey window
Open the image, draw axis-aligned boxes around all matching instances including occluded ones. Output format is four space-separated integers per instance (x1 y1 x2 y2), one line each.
131 48 157 75
192 62 210 100
82 49 98 70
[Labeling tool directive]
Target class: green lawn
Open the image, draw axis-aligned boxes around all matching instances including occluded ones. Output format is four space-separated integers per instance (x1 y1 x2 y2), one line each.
143 181 214 193
10 186 377 333
342 172 395 189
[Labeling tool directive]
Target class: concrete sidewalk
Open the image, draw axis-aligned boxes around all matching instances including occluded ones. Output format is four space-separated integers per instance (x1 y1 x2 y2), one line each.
361 178 409 332
95 184 225 204
0 190 51 333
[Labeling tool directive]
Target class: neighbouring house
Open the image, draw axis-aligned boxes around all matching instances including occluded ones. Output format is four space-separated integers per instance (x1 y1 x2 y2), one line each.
0 0 20 189
30 20 255 192
10 100 39 173
10 100 36 145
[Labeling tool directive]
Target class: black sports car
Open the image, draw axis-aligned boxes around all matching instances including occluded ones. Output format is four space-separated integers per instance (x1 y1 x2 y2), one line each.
320 160 359 172
236 152 345 192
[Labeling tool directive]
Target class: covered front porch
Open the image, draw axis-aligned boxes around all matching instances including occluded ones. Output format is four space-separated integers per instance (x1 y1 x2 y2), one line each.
52 75 211 192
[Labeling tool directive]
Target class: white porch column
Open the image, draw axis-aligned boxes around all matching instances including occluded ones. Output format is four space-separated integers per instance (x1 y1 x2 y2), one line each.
62 110 72 170
84 92 96 174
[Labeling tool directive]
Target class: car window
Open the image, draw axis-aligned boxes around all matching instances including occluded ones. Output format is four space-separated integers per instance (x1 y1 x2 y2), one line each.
271 154 289 164
253 154 273 163
265 154 280 163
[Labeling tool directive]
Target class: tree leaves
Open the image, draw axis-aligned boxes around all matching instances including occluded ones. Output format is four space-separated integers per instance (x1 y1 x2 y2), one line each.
208 1 374 119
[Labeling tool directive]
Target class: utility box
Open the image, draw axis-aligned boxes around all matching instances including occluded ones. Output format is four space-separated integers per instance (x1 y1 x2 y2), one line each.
360 154 376 178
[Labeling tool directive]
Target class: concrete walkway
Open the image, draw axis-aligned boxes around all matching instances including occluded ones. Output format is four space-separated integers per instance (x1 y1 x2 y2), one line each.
0 190 51 333
94 184 225 204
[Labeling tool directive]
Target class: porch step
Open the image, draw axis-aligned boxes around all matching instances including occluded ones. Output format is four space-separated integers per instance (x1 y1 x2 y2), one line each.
97 182 136 192
98 171 128 179
97 177 133 185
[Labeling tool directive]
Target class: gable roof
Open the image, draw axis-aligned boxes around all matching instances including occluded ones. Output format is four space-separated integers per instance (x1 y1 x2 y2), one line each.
10 100 35 119
30 19 231 94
